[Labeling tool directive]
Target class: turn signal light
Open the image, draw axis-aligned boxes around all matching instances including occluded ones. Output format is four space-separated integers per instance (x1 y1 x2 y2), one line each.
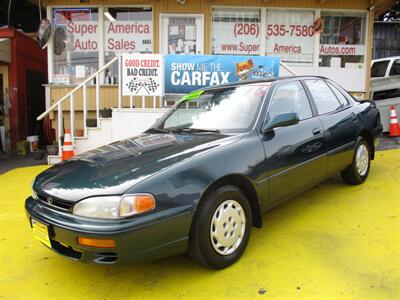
77 237 116 248
119 194 156 217
135 194 156 213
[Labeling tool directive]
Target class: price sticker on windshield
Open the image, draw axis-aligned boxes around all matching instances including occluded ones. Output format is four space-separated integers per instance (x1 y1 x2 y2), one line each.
179 90 204 103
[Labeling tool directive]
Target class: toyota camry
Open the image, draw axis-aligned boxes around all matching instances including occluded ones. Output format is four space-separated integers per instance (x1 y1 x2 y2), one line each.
26 76 382 269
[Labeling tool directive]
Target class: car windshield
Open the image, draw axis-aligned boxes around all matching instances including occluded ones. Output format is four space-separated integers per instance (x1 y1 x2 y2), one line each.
154 84 269 133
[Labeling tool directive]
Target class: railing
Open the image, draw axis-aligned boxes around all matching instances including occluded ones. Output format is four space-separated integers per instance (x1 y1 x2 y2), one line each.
37 54 163 157
37 56 120 155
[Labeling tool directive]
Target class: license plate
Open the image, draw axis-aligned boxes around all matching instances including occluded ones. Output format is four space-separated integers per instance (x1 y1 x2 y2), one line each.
31 218 51 248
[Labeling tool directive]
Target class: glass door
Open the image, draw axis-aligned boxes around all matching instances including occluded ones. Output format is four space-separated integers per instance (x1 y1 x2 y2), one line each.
160 14 204 54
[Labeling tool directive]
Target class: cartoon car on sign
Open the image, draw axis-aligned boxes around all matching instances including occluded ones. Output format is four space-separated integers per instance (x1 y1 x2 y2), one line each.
235 59 274 81
248 65 274 80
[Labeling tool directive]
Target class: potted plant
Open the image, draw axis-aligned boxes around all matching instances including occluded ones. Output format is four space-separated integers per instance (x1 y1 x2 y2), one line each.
100 108 112 118
33 149 46 160
46 140 59 155
76 129 84 137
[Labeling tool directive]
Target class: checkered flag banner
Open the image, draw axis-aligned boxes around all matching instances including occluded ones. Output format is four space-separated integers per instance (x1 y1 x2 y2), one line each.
127 77 160 95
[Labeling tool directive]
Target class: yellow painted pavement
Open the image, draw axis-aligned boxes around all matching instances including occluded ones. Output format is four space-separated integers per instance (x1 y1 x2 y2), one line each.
0 150 399 300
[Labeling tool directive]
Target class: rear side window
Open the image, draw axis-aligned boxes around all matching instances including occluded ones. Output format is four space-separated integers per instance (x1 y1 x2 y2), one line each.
268 81 313 121
371 60 389 77
327 82 349 107
305 80 341 115
389 59 400 76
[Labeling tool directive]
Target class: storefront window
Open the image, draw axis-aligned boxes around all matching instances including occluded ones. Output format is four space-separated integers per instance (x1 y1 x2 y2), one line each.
53 8 99 84
166 17 197 54
212 8 261 56
319 12 366 68
265 10 315 66
104 7 153 83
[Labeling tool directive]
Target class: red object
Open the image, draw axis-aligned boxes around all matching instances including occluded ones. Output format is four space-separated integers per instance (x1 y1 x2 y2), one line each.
62 129 75 160
389 105 400 137
0 28 47 150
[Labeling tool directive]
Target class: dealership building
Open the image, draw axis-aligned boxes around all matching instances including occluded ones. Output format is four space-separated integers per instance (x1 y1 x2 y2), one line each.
37 0 393 94
23 0 393 159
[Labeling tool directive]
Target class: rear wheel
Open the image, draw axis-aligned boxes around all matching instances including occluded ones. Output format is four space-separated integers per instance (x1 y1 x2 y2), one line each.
341 137 371 185
189 185 252 269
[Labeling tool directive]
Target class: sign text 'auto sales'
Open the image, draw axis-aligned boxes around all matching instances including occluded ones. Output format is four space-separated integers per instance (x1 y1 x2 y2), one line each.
66 21 153 53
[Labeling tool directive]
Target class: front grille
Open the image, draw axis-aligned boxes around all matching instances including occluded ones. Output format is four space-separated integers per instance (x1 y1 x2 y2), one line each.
37 193 74 212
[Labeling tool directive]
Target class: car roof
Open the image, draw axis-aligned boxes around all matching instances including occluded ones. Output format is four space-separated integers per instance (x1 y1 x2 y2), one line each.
372 56 400 63
201 75 329 91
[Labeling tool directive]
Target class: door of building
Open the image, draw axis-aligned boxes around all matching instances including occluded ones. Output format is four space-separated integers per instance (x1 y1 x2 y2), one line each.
26 70 46 144
160 14 204 55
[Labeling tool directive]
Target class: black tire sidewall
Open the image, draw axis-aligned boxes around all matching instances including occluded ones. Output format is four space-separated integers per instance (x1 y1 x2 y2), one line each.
194 185 252 269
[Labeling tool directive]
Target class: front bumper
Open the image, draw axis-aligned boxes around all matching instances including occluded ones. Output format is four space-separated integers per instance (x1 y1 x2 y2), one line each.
25 197 193 264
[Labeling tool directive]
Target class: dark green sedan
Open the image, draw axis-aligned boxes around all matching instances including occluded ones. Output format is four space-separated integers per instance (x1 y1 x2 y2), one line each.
26 76 382 269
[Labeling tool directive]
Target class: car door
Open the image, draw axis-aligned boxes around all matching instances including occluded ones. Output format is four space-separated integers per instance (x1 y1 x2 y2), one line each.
304 79 360 176
261 80 327 206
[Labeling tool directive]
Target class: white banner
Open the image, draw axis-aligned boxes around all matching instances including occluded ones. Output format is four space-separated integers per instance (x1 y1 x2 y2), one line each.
319 44 365 56
122 54 164 96
212 22 261 55
105 21 153 53
265 10 315 64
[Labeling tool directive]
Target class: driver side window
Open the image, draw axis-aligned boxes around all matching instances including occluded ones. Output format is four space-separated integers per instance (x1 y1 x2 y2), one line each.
268 81 313 121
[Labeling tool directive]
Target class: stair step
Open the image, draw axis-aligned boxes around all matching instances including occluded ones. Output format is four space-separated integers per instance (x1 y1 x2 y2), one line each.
47 155 62 165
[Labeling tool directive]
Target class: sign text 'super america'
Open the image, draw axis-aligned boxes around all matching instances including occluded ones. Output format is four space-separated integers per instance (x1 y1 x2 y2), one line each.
122 54 163 96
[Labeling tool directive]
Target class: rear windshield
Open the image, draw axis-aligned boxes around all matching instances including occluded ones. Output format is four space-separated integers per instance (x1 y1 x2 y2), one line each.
371 60 390 77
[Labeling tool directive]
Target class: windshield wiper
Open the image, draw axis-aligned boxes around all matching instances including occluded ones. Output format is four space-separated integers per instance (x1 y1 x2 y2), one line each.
172 127 220 133
146 127 171 134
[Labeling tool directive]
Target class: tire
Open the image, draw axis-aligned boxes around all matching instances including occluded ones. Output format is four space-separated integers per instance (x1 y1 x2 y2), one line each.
341 137 371 185
189 185 252 269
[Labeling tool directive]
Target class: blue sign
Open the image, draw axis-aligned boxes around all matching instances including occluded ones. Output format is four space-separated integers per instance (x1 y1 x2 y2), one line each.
164 55 280 94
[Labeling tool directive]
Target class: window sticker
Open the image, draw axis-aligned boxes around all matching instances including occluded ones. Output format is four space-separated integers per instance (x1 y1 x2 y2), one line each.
180 90 204 103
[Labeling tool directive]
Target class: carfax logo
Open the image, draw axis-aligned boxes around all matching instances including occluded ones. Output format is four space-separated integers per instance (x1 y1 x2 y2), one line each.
164 55 280 94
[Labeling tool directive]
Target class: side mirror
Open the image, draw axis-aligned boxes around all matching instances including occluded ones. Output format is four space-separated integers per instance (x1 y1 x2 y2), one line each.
263 112 299 132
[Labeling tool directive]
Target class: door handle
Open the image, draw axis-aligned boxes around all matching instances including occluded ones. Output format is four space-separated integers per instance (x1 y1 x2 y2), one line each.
312 127 322 135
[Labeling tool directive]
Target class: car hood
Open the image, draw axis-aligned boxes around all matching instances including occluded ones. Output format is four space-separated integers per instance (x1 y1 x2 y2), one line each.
33 132 239 202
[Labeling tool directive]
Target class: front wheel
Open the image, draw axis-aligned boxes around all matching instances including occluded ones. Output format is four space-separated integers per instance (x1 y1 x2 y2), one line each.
189 185 252 269
341 137 371 185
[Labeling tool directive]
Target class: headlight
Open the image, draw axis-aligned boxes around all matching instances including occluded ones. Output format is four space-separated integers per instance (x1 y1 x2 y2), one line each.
31 179 38 200
31 189 38 200
72 194 156 219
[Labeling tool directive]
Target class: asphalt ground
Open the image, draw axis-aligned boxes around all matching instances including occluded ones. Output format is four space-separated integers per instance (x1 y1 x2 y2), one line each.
0 149 399 300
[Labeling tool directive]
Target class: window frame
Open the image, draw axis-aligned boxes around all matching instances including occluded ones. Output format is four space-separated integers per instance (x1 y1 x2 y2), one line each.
326 81 350 108
303 79 345 116
318 10 367 69
325 79 355 105
211 7 262 56
371 60 390 78
46 4 154 85
264 79 316 126
389 59 400 76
